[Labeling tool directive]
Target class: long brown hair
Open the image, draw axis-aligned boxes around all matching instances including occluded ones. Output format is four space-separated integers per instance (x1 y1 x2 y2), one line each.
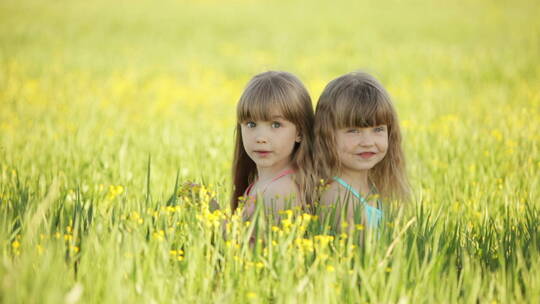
314 71 410 201
231 71 315 212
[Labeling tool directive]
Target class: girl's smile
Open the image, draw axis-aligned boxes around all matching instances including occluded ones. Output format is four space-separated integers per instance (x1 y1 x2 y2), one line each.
336 125 388 172
358 151 377 159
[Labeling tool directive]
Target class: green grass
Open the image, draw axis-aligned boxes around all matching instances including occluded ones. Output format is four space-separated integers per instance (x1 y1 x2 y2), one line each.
1 0 540 302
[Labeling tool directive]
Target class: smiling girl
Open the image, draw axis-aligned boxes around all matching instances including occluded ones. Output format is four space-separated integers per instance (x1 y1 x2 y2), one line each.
314 71 410 228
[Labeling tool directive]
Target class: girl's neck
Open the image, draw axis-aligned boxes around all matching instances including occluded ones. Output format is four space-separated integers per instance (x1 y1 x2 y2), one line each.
338 168 370 195
256 163 293 183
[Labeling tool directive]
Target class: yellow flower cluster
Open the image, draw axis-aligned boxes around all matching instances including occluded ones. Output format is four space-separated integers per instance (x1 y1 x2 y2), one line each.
106 185 124 201
294 238 314 252
169 249 184 261
153 230 165 241
11 238 21 256
129 211 144 224
314 235 334 247
197 208 224 229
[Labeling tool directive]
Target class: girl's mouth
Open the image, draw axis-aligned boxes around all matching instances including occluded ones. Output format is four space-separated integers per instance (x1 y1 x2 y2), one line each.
358 152 376 159
254 151 271 157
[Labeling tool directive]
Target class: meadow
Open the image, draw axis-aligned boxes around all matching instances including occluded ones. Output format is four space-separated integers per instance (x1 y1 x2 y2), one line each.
1 0 539 302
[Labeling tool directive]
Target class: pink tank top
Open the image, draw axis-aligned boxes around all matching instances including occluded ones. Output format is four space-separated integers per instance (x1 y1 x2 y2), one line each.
245 169 295 197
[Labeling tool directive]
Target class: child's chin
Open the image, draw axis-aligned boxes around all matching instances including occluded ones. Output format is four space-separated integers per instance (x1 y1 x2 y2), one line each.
253 160 273 167
353 163 377 171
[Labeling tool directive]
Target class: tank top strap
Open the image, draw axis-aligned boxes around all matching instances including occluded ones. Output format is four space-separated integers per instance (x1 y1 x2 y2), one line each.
333 176 383 228
246 169 295 197
270 169 295 183
333 176 368 205
245 183 255 197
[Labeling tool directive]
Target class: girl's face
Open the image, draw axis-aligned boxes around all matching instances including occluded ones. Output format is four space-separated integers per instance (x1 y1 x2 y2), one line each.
241 112 300 171
335 125 388 173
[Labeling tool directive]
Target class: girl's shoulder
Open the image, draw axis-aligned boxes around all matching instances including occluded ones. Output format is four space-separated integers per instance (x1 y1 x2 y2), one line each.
320 180 363 206
263 174 299 199
319 180 343 206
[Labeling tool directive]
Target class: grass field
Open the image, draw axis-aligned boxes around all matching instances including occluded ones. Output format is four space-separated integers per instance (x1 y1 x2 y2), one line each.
1 0 540 303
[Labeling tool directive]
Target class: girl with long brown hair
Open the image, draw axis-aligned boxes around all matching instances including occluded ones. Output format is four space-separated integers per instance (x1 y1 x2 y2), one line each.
231 71 315 219
314 71 410 228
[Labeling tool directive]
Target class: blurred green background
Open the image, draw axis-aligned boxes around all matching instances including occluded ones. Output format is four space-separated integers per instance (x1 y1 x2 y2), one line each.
1 0 539 302
2 0 538 196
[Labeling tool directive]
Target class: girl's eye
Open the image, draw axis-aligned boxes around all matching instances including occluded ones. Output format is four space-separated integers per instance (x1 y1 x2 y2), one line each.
246 121 256 128
347 128 359 133
374 126 386 132
271 122 281 128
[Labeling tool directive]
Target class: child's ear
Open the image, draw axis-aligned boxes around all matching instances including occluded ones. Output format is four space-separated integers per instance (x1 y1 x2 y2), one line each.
295 135 302 143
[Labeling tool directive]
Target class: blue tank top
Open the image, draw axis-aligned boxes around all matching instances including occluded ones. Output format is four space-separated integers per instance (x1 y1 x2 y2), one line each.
333 177 383 228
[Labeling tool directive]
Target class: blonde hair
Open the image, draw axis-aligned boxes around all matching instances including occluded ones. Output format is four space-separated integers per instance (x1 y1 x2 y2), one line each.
314 71 410 201
231 71 315 212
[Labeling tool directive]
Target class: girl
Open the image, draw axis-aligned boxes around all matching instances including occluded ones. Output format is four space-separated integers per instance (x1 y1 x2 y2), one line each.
231 71 315 219
314 71 410 229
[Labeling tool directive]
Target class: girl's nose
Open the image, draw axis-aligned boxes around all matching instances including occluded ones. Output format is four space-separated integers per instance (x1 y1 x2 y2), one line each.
358 134 374 146
256 134 268 143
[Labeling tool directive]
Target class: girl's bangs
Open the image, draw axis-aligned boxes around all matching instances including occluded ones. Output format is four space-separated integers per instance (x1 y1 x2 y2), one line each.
237 86 296 123
334 94 394 129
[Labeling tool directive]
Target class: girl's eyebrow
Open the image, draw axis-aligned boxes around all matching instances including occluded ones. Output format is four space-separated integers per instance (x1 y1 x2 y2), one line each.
270 115 285 120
